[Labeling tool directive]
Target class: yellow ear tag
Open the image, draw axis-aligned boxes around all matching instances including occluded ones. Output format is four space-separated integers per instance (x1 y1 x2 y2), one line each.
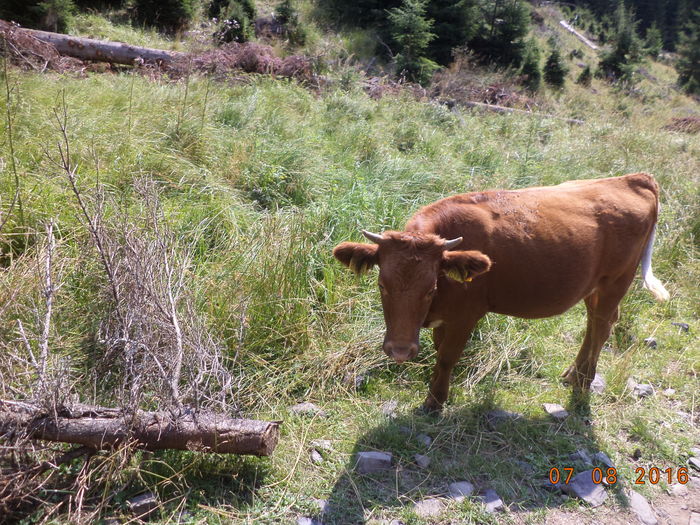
465 276 473 282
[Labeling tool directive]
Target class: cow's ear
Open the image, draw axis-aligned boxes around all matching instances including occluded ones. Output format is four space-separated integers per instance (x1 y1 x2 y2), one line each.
442 250 491 282
333 242 379 275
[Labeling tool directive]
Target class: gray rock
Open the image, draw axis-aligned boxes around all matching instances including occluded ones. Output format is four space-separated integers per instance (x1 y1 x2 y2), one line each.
689 457 700 471
479 488 504 513
448 481 475 501
127 492 158 519
569 449 594 466
663 388 676 396
563 470 607 507
414 454 431 469
389 521 406 525
312 499 329 513
644 337 657 349
627 490 657 525
310 439 332 451
355 451 393 474
297 518 323 525
690 447 700 457
543 403 569 420
514 459 535 475
593 451 615 469
381 400 398 418
414 498 444 518
631 381 654 398
416 433 432 447
310 449 324 464
690 512 700 525
485 409 523 430
670 483 688 497
289 402 327 417
590 373 606 394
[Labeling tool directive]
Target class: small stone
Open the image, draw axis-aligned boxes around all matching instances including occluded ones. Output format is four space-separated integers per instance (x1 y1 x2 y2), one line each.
297 518 323 525
310 439 332 451
563 470 607 507
689 457 700 471
690 447 700 457
312 499 329 513
414 454 431 469
289 402 327 417
634 384 654 398
590 374 606 394
671 322 689 332
381 400 398 418
389 521 406 525
670 483 688 497
416 433 432 447
127 492 158 519
514 459 535 475
479 488 504 513
643 337 657 349
593 451 615 469
485 409 523 430
632 448 642 460
543 403 569 420
627 490 658 525
689 512 700 525
414 498 444 518
448 481 475 501
355 451 393 474
663 388 676 396
569 449 594 466
310 449 324 464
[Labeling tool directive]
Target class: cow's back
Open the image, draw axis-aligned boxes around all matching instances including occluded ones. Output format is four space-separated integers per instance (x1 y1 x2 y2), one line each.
408 174 660 318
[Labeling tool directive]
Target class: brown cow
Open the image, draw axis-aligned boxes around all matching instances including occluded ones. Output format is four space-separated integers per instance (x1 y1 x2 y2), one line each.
333 173 669 412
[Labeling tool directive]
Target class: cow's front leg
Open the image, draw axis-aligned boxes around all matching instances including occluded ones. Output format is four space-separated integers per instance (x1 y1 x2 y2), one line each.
423 318 480 413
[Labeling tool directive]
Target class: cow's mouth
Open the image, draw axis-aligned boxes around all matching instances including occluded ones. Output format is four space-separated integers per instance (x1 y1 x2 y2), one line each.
383 341 419 364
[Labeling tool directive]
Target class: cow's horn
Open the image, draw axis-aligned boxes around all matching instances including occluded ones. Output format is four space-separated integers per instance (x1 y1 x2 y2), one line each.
443 237 463 250
361 230 384 244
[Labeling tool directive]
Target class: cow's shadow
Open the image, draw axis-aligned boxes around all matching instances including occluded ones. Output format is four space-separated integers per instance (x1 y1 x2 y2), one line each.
320 386 627 524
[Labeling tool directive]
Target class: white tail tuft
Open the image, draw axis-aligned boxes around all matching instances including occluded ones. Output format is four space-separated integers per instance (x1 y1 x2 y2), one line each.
641 224 670 302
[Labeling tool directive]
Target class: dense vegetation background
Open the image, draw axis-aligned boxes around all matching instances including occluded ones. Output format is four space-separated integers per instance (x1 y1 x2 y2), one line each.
0 0 698 523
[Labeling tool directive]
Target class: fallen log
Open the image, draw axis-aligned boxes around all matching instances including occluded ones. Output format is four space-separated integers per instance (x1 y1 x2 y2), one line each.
0 400 280 456
461 100 584 125
16 24 184 66
559 20 599 51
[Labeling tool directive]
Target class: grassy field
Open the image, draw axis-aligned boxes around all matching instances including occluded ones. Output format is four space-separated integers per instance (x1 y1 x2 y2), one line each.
1 9 699 524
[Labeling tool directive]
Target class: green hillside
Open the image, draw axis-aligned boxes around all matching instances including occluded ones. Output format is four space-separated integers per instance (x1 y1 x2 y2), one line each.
0 1 699 523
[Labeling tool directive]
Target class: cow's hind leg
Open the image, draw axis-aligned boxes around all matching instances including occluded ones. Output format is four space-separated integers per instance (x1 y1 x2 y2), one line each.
423 316 480 413
562 272 635 390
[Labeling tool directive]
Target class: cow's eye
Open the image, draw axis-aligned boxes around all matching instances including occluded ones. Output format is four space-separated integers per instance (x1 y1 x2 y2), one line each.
426 287 437 298
378 282 386 292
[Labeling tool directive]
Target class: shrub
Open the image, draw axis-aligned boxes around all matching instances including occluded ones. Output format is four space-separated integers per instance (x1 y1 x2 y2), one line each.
576 64 592 87
213 0 257 43
644 23 663 58
543 47 569 88
426 0 479 66
387 0 439 84
132 0 196 32
0 0 75 32
520 39 542 92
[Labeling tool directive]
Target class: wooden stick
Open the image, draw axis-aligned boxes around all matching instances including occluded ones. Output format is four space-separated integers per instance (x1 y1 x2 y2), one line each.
559 20 599 50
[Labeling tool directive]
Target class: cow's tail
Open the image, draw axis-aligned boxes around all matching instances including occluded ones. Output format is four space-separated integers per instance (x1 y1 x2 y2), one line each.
641 223 670 302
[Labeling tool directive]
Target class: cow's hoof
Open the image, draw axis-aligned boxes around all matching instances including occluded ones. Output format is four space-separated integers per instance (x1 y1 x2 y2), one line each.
421 398 444 415
561 366 591 391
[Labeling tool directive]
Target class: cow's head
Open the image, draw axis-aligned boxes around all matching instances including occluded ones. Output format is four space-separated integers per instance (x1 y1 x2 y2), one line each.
333 230 491 363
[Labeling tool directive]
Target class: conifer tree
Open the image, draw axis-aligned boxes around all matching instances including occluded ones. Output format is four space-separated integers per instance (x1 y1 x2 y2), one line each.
598 3 644 80
426 0 479 65
576 64 593 86
520 39 542 92
677 8 700 93
387 0 439 84
544 47 569 88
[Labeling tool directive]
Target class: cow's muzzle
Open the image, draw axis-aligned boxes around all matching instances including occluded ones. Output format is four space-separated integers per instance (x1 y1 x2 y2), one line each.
383 341 419 364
